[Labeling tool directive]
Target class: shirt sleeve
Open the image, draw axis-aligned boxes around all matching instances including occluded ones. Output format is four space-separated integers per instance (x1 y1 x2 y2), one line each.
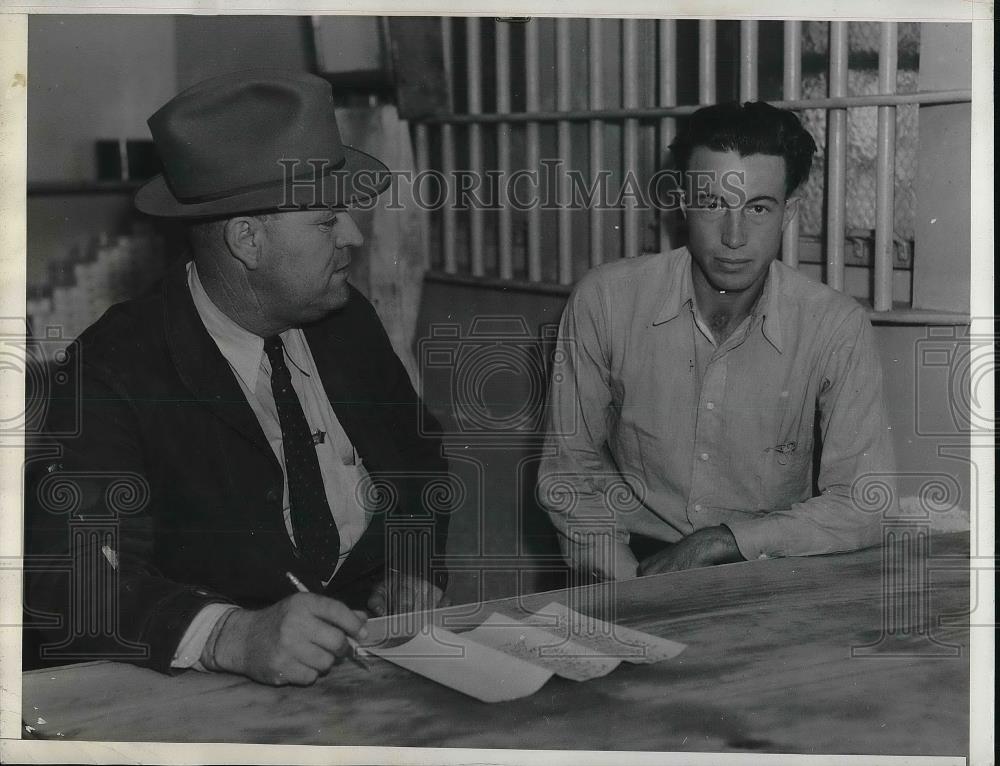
538 274 640 580
725 308 895 559
170 603 241 671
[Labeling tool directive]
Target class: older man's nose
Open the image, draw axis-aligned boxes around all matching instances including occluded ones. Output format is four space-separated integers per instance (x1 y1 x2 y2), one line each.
336 212 365 248
721 209 747 249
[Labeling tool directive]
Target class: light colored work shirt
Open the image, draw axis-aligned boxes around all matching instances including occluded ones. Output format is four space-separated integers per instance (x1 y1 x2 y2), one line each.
538 248 894 580
172 260 371 669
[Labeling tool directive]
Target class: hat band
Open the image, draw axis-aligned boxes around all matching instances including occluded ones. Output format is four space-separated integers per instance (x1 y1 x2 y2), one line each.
172 155 349 204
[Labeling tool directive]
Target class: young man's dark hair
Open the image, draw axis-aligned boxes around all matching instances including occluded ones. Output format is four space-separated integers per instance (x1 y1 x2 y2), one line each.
670 101 818 197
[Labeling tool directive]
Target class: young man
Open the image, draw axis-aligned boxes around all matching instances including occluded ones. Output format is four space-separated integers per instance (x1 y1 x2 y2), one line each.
26 70 450 686
539 101 895 581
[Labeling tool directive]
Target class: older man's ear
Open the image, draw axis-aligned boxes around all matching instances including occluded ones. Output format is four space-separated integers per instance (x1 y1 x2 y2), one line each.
223 216 266 270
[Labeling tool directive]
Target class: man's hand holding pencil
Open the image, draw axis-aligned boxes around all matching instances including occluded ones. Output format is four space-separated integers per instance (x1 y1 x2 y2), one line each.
200 590 370 686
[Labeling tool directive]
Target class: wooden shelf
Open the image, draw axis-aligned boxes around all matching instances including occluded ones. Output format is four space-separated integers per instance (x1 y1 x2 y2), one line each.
866 307 970 326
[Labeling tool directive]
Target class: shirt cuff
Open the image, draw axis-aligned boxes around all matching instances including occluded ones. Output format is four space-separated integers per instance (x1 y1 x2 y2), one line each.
722 518 786 562
565 532 638 580
170 603 241 672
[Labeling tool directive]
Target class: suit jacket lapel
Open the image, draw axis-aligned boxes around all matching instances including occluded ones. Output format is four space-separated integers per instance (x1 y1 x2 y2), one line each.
162 261 276 464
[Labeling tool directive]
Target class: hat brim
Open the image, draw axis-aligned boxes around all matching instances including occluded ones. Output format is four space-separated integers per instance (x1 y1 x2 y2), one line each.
134 146 390 218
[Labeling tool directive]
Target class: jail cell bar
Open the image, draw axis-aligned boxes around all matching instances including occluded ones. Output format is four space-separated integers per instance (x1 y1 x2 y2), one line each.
825 21 849 293
874 23 898 312
440 17 456 274
781 21 803 268
557 19 573 285
622 20 640 265
466 17 485 277
496 21 513 280
658 20 677 255
698 20 717 105
589 20 604 269
525 20 542 282
417 19 961 315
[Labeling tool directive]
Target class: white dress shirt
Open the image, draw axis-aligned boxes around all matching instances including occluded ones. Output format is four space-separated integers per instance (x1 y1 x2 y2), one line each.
172 260 371 670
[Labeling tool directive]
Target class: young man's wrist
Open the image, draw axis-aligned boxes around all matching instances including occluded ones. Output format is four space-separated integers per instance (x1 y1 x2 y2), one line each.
710 525 745 564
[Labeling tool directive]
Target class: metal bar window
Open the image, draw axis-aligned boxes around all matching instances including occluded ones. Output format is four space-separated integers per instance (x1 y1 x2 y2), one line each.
407 19 970 325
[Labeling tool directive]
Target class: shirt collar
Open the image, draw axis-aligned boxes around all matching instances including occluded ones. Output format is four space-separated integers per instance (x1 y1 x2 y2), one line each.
186 261 310 390
758 260 784 353
652 249 785 353
652 249 695 326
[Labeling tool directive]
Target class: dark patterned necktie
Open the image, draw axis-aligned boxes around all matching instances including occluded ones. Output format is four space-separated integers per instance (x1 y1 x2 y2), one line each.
263 336 340 579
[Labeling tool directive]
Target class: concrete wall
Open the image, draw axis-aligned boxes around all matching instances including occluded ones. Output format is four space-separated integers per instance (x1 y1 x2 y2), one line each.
26 16 180 287
173 16 313 90
912 23 972 313
27 15 177 183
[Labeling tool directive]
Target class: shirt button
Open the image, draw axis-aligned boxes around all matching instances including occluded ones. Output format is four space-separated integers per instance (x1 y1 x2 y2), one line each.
700 452 709 461
706 402 715 410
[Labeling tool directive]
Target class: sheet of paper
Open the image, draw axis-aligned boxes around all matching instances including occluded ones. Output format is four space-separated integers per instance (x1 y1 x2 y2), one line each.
366 625 553 703
527 601 687 664
465 613 622 682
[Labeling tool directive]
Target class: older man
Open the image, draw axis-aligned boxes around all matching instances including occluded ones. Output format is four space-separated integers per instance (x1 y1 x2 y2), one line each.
26 70 449 686
539 101 895 581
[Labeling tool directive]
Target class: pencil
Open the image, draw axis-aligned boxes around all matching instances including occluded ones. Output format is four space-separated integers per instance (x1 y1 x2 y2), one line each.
284 571 374 672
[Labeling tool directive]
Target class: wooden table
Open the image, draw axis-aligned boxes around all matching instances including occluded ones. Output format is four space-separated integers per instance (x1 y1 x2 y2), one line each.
22 531 969 756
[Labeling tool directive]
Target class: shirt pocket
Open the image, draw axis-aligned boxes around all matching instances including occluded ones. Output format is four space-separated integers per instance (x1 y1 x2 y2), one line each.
757 438 814 509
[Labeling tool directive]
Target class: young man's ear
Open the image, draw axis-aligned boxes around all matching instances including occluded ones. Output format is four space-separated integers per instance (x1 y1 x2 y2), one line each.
678 189 689 220
223 216 267 270
781 196 802 231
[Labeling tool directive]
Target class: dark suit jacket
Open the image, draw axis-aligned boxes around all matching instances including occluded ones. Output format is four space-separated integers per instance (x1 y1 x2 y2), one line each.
25 260 449 673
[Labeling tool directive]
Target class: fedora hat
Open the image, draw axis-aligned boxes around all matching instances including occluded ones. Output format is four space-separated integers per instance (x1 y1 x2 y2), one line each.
135 69 390 218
